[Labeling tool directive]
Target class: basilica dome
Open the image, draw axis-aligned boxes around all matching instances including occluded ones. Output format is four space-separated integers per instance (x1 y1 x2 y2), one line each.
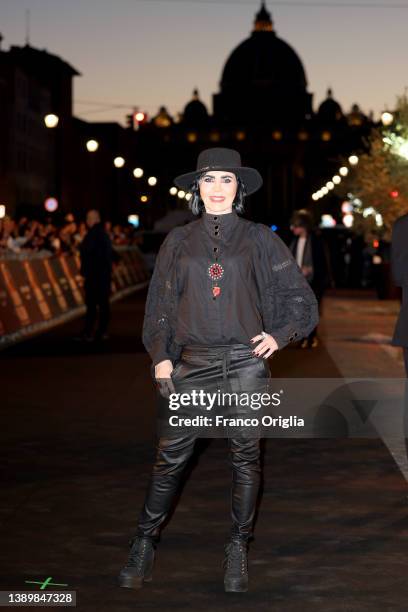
222 36 306 91
220 3 307 91
213 2 312 124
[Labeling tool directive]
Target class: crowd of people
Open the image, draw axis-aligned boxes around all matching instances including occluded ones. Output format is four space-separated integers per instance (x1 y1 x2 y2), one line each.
0 213 141 257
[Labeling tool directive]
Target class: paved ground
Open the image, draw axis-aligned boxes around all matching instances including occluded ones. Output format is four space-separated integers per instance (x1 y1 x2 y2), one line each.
320 290 404 378
1 289 408 612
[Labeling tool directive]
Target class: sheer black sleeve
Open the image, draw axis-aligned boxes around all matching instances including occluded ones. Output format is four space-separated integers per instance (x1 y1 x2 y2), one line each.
142 228 182 366
254 224 319 349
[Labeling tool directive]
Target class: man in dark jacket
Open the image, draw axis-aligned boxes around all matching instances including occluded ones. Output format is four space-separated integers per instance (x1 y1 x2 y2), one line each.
290 209 329 348
79 209 113 341
391 213 408 374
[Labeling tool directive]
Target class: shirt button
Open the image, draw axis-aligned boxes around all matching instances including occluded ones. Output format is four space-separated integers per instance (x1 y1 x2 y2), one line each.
214 231 219 236
214 225 219 230
213 216 218 221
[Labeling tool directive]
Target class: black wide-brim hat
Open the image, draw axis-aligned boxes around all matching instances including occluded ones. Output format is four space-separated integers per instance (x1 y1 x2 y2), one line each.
174 147 263 195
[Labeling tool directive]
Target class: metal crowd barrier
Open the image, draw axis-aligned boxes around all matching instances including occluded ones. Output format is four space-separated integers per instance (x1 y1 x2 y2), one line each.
0 247 149 349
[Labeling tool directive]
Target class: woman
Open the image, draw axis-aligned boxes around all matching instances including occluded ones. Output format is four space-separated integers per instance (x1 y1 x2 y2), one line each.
118 148 318 592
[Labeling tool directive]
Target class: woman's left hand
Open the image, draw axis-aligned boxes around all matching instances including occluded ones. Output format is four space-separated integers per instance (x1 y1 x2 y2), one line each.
250 333 279 359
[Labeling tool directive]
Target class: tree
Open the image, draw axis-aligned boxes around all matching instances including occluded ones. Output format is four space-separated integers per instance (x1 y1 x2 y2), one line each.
345 93 408 239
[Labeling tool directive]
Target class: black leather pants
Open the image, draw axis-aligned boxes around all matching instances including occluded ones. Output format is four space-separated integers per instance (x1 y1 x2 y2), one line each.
137 344 270 543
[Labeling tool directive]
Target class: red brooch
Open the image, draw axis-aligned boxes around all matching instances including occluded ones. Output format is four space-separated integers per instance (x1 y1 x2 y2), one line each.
208 263 224 280
212 286 221 298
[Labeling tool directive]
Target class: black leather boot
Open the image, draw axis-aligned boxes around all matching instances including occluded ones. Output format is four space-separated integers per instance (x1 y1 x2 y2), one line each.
118 536 156 589
223 539 249 592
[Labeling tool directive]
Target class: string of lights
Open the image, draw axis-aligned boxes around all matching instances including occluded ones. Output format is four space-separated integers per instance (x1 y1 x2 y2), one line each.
311 111 398 203
40 110 401 227
311 156 357 202
34 113 193 217
312 110 403 229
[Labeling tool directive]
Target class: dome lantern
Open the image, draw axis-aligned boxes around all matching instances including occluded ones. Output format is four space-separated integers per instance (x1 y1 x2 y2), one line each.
253 1 273 32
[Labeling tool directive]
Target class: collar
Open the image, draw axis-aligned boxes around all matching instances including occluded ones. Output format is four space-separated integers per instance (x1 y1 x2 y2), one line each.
200 209 239 242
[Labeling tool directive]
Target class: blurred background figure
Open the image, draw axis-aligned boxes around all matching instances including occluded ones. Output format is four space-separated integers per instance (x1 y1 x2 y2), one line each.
73 222 88 248
0 217 36 253
78 209 113 342
290 209 330 348
0 212 143 258
104 221 114 241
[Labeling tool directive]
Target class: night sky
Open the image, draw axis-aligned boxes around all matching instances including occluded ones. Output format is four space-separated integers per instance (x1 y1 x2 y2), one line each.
1 0 408 126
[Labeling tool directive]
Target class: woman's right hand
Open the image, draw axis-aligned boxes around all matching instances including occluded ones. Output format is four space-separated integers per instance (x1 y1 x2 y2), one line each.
154 359 176 400
154 359 174 380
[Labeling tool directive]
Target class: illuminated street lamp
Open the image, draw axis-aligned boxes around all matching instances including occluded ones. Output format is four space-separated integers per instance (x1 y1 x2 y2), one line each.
341 201 353 213
339 166 349 177
44 197 58 212
178 190 186 199
332 175 341 184
169 187 177 195
86 139 99 152
128 214 139 228
114 156 125 168
0 204 5 219
44 114 59 128
343 213 354 228
381 111 394 127
321 187 329 195
133 168 143 178
185 193 192 201
148 176 157 186
348 155 359 166
312 193 319 201
326 181 334 190
321 214 336 228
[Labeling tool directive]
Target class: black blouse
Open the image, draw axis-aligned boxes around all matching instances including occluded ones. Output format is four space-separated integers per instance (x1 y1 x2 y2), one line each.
142 210 319 366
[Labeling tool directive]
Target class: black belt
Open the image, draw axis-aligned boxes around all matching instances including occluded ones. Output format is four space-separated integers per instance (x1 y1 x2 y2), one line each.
181 344 252 380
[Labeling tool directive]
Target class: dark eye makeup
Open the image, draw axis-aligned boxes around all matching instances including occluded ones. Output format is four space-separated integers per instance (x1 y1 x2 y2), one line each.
202 175 235 183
